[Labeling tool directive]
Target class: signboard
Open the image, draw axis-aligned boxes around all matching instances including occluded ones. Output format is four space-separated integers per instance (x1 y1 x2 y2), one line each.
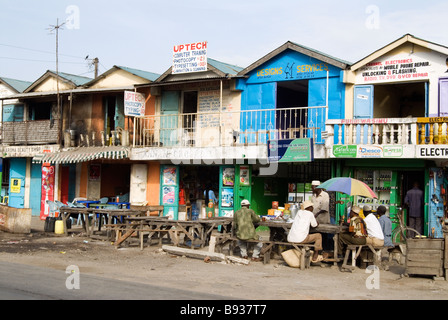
172 41 207 74
332 144 404 158
356 52 438 84
268 138 313 162
40 166 55 220
10 179 21 193
417 146 448 158
124 91 146 117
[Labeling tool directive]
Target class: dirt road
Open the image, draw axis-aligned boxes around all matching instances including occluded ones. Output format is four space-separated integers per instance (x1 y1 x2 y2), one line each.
0 217 447 300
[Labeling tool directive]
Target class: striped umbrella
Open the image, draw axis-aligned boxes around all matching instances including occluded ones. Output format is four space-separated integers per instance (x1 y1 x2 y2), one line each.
317 177 377 198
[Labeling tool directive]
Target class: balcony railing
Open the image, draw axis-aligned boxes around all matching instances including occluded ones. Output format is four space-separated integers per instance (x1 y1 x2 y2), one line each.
326 117 448 146
133 106 327 148
2 120 60 145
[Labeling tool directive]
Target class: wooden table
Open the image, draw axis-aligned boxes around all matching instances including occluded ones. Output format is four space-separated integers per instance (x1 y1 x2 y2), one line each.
258 220 347 266
114 216 232 250
58 206 148 237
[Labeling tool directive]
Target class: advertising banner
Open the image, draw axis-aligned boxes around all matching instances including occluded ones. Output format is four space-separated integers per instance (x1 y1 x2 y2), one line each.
268 138 314 162
40 165 55 220
172 41 207 74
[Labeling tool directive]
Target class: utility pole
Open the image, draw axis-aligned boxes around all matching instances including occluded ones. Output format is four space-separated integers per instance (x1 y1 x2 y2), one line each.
48 19 65 144
93 57 99 78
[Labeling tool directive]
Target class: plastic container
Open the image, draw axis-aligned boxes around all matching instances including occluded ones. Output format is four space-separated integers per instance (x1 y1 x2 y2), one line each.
54 220 64 234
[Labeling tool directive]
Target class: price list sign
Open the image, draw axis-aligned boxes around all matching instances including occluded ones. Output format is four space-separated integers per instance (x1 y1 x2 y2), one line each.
172 41 207 74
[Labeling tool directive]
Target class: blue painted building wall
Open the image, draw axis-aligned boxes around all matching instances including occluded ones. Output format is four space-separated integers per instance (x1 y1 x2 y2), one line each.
236 49 346 144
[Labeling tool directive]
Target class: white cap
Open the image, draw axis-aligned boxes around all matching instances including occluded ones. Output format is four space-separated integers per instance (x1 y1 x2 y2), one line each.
302 200 314 209
311 180 321 186
241 199 250 206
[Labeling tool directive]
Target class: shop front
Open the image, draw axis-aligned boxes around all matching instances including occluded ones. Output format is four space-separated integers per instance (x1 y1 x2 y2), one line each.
159 163 252 220
335 158 432 238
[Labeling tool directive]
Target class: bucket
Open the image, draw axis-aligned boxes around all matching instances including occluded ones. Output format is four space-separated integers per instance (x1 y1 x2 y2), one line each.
55 220 64 234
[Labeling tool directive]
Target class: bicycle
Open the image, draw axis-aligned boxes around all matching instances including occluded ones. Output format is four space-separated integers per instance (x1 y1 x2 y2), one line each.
390 207 421 244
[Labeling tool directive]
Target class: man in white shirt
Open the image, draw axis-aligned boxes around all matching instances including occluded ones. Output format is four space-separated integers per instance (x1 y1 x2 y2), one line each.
287 200 323 263
363 205 384 247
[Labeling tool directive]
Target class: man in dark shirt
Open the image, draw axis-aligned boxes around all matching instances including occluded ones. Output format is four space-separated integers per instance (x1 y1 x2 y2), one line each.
404 182 424 236
233 199 263 261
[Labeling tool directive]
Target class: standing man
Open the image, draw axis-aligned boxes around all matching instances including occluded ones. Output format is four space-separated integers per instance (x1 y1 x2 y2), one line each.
404 181 424 236
233 199 263 262
288 200 323 263
311 180 330 224
311 180 331 250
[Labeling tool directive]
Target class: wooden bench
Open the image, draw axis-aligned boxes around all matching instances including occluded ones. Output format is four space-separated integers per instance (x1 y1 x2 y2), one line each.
341 244 383 271
214 235 315 269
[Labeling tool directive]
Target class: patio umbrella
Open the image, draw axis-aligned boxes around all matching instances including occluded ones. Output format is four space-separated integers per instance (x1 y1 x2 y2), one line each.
317 177 377 199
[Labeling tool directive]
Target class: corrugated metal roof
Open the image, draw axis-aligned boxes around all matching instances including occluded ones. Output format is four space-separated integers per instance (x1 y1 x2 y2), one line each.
207 58 243 75
51 71 92 86
0 77 32 93
32 146 130 164
115 66 160 82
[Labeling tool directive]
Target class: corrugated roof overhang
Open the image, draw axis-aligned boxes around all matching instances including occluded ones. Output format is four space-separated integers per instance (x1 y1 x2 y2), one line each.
32 146 130 164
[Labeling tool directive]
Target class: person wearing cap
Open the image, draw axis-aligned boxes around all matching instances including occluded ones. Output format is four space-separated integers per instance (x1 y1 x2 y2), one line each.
287 200 323 263
363 205 384 247
311 180 330 225
233 199 263 262
338 205 367 255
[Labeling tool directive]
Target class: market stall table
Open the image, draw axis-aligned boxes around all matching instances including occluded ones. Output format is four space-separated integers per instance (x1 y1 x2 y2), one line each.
58 206 148 237
114 217 232 250
257 220 347 266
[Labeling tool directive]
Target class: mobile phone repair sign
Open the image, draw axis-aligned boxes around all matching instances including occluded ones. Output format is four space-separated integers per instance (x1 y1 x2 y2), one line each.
124 91 146 116
173 41 207 74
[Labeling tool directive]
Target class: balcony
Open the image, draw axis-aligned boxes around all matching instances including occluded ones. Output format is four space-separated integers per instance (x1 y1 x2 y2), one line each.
325 117 448 159
1 120 60 145
132 106 327 148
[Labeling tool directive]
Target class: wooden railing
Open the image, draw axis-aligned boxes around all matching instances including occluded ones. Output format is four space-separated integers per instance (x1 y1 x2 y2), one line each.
2 120 60 145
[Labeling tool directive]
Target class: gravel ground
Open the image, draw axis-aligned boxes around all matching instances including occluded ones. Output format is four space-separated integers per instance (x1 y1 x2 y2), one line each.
0 216 447 300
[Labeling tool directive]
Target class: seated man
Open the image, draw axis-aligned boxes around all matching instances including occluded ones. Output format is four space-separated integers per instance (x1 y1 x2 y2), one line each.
287 200 323 263
233 199 263 262
376 205 393 248
338 206 367 256
363 205 384 247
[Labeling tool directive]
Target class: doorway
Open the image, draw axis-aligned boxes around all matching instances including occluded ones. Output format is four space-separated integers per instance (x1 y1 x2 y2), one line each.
276 80 309 138
399 169 425 228
182 91 198 146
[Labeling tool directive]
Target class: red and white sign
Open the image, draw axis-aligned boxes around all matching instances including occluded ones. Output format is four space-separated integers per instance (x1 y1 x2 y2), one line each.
40 165 55 220
172 41 207 74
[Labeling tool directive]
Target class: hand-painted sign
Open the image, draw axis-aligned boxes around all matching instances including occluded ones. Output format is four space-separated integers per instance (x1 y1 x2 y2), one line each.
172 41 207 74
124 91 146 116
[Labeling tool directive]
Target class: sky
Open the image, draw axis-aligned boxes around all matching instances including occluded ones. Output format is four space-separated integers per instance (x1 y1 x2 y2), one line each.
1 0 448 83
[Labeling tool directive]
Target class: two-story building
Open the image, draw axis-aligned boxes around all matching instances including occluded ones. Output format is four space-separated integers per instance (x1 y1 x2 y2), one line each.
2 66 160 219
326 34 448 237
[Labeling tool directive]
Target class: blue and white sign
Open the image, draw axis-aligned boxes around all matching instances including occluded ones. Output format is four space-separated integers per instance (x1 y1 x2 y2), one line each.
124 91 146 117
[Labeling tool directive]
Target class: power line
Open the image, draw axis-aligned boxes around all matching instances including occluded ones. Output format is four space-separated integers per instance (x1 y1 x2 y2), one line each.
0 56 86 64
0 42 87 60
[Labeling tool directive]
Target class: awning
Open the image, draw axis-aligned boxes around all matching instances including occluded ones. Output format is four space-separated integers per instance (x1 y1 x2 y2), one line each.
32 146 130 164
